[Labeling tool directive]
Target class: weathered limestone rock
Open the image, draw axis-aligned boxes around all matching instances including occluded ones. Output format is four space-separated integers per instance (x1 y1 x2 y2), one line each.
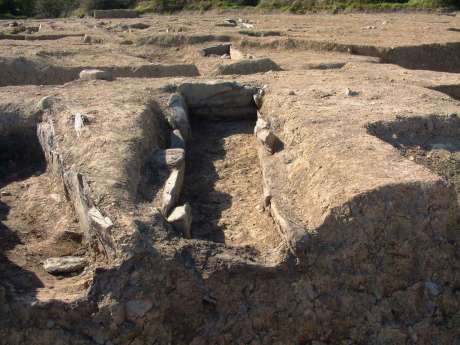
43 256 87 275
170 129 185 149
93 9 139 19
63 171 93 235
345 87 359 96
168 93 191 141
88 207 116 258
37 120 63 177
37 96 53 111
201 43 231 57
177 81 258 120
253 88 265 109
79 69 113 81
213 58 282 76
167 203 192 238
254 116 269 134
152 148 185 168
74 112 87 136
256 128 277 154
161 164 185 216
216 19 237 27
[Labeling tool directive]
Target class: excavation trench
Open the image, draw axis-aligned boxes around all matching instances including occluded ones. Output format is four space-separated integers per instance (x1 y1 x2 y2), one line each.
168 82 282 257
0 57 199 86
0 107 86 301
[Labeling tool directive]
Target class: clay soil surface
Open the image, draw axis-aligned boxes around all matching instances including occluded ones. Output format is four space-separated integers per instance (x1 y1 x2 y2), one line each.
0 10 459 345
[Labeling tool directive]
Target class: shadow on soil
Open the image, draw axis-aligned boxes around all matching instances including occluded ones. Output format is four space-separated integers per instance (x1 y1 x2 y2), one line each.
0 134 46 297
182 119 255 244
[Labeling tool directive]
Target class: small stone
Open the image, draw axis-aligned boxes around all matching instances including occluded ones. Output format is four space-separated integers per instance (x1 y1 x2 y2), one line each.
288 90 296 96
74 113 87 136
82 34 92 43
43 256 87 275
345 88 359 97
170 129 185 149
37 96 53 111
254 117 269 134
167 203 192 238
1 191 11 197
223 19 237 27
46 320 55 328
154 148 185 168
161 167 185 216
256 129 277 154
79 69 113 81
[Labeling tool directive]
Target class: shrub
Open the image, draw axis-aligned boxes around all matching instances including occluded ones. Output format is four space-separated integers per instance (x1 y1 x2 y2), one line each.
80 0 135 12
35 0 78 17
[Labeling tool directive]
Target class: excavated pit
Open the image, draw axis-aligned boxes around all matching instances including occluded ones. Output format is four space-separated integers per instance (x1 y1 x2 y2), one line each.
0 57 200 86
0 107 87 301
176 82 282 256
368 114 460 207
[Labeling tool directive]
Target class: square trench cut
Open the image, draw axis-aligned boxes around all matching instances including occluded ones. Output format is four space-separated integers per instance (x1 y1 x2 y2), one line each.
164 81 282 253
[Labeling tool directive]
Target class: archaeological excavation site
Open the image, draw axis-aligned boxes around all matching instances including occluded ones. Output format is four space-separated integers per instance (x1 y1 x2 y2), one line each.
0 9 459 345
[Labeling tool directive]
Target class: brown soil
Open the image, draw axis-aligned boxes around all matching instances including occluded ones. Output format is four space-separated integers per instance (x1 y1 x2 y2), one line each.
183 120 282 261
0 168 90 301
0 11 459 345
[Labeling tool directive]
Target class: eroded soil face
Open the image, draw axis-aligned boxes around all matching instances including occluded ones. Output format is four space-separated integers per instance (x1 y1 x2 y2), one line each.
0 11 459 345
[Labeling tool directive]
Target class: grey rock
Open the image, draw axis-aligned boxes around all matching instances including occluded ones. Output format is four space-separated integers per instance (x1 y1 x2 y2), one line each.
345 87 359 97
161 164 185 216
43 256 87 275
74 112 87 136
168 93 191 141
253 88 265 109
79 69 113 81
170 129 185 149
167 203 192 238
37 96 53 111
152 148 185 168
256 128 277 154
178 81 257 109
88 207 116 258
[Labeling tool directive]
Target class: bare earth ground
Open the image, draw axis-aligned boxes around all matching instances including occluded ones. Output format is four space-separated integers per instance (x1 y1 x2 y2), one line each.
0 11 459 345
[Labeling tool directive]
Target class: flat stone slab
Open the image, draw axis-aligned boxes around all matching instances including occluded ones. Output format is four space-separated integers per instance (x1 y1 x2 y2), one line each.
79 69 113 81
43 256 87 275
167 203 192 238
